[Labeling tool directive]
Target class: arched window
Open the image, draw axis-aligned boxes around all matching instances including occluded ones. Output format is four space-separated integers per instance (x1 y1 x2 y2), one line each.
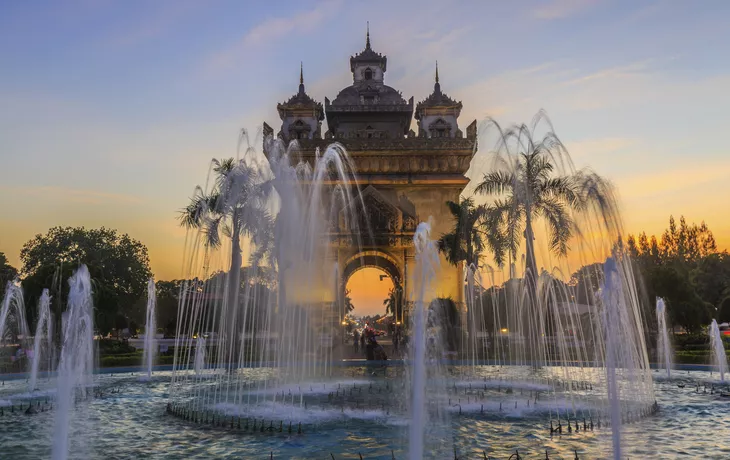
364 68 373 80
428 118 451 138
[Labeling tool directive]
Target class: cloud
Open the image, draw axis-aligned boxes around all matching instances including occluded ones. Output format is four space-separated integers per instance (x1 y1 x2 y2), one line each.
204 0 342 77
0 186 142 205
616 160 730 199
531 0 600 20
564 137 636 160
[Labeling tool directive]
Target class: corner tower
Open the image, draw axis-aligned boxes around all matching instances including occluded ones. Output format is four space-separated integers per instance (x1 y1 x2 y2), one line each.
415 62 464 138
275 63 324 141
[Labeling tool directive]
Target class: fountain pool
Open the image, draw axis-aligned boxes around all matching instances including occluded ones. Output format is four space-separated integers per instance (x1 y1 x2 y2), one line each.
0 366 728 459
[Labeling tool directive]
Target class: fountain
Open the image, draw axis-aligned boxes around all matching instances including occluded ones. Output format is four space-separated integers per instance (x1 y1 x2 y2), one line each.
656 298 673 379
29 289 53 391
160 128 660 460
194 336 206 375
709 319 727 382
0 281 30 357
141 278 157 379
52 265 95 460
408 222 438 460
0 131 713 458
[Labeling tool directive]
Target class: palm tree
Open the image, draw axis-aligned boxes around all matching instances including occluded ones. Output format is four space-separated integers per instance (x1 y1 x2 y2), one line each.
383 282 404 320
344 289 355 314
179 158 273 315
437 197 505 269
475 111 613 285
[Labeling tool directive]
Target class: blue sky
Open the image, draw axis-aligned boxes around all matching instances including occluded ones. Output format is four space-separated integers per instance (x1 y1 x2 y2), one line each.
1 0 729 298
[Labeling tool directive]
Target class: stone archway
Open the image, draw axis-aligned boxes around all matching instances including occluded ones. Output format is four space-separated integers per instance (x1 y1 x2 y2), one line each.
343 250 402 284
341 250 405 323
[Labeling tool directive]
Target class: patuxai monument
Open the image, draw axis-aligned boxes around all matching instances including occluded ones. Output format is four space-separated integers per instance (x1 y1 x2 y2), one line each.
264 28 477 326
7 4 716 457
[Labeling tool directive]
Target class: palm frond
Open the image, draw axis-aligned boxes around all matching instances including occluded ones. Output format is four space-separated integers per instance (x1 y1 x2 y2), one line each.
538 176 581 209
537 197 574 257
475 171 515 196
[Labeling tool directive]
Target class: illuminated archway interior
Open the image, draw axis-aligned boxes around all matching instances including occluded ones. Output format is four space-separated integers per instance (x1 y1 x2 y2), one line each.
345 266 394 318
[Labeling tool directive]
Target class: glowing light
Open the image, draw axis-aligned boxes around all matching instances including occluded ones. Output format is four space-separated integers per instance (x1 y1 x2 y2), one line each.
500 328 508 333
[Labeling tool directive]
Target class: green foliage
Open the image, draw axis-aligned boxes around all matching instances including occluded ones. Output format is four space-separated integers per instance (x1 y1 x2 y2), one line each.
98 338 136 355
475 111 615 278
382 281 404 319
437 197 501 267
430 297 461 351
179 158 273 265
19 226 152 335
344 288 355 314
100 354 174 368
0 252 18 301
626 216 729 333
568 262 604 305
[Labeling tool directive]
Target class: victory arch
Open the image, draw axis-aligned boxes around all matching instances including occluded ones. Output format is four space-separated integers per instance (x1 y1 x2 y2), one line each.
263 30 477 326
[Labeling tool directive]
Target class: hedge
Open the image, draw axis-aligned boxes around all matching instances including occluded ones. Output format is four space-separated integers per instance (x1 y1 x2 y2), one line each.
100 354 174 368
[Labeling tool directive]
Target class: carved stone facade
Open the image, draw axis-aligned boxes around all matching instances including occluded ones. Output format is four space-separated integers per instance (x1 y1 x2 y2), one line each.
265 27 477 321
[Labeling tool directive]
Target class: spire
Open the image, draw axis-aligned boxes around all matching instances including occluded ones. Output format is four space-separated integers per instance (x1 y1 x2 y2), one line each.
298 62 305 94
434 61 441 95
366 21 370 49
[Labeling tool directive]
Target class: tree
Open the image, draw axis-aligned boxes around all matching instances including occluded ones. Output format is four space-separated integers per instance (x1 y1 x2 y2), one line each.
382 281 404 320
19 227 152 335
437 197 503 268
155 280 185 336
475 111 614 284
0 252 18 300
568 263 604 305
429 297 460 351
691 252 730 321
344 288 355 314
626 216 724 333
179 158 273 331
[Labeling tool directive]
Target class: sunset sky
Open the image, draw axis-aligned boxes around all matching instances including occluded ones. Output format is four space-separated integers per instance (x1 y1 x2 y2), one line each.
1 1 729 316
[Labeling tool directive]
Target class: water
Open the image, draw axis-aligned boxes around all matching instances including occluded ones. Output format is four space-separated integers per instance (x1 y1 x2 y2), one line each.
0 280 29 354
142 279 157 379
407 222 439 460
52 265 95 460
709 319 727 382
193 336 206 375
170 136 367 420
1 368 728 459
29 289 53 391
161 132 660 457
656 298 673 379
0 130 670 456
600 258 624 459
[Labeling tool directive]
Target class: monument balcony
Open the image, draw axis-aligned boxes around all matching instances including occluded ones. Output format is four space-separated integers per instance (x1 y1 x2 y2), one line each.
325 231 415 248
271 136 477 177
324 103 414 112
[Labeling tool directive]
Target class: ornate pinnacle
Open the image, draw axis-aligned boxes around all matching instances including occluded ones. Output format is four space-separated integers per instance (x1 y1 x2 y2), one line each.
298 62 305 94
434 61 441 94
366 21 370 49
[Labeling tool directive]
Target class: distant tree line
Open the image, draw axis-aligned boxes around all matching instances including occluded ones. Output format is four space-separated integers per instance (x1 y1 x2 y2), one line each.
626 216 730 333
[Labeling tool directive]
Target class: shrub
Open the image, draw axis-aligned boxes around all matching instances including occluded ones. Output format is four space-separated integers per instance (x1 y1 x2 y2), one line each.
98 339 136 355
